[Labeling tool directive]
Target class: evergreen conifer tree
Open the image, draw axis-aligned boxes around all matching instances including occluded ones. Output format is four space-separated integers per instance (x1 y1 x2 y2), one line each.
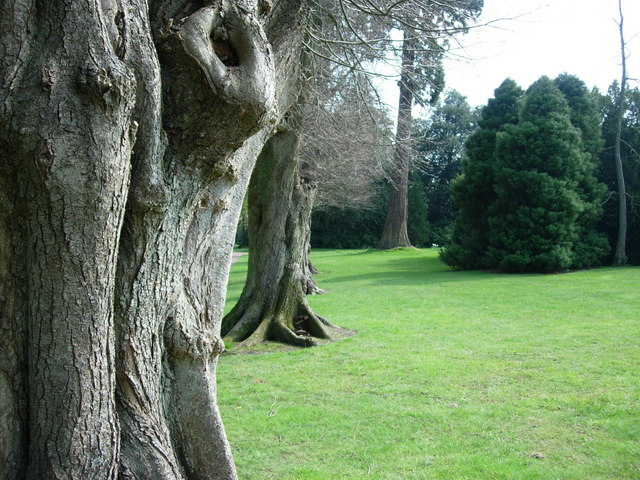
554 74 610 268
443 75 608 273
485 76 587 272
441 78 523 268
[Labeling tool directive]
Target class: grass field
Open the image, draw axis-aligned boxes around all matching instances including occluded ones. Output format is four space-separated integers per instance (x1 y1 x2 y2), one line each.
218 248 640 479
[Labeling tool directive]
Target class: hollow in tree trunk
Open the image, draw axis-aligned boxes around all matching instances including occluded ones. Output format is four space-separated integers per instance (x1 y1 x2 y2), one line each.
222 125 338 347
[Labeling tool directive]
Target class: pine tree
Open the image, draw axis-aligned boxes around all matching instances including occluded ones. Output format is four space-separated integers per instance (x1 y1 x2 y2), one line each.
444 76 609 273
485 76 587 272
554 74 610 268
441 79 523 269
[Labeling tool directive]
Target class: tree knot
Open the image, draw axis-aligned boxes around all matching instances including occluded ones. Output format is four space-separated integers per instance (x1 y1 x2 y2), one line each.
165 318 225 361
174 2 276 121
76 62 135 110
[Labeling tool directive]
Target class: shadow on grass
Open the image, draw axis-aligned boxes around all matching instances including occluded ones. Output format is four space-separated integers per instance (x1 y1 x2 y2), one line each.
325 252 523 287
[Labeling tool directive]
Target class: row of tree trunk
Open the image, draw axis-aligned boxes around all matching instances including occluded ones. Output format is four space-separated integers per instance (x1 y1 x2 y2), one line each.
0 0 412 474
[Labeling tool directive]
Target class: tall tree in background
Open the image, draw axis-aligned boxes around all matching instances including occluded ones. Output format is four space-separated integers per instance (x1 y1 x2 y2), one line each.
0 1 306 478
486 77 598 272
553 74 609 268
598 84 640 264
441 78 523 269
443 76 608 273
379 32 422 248
613 0 629 264
378 1 483 249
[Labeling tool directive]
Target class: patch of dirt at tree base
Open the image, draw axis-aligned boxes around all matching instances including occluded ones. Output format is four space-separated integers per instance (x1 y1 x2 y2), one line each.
222 327 357 356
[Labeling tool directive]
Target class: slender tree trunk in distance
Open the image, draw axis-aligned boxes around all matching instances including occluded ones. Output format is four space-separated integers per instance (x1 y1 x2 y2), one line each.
302 243 326 295
222 125 340 347
614 0 628 265
0 0 306 478
379 30 414 249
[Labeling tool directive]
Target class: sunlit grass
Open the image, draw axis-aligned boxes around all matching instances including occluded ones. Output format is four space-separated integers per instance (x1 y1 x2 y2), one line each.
219 248 640 479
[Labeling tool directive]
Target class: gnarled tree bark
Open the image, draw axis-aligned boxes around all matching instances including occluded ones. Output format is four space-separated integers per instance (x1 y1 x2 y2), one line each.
0 0 306 478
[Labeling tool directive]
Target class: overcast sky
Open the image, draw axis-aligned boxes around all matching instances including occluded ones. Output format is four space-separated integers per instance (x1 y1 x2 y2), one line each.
441 0 640 107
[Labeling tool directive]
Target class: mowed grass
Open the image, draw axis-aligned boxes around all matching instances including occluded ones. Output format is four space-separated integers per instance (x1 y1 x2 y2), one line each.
218 248 640 479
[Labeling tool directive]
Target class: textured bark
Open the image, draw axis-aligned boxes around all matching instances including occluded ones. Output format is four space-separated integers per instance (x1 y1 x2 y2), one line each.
0 0 306 478
221 126 336 347
379 31 414 250
1 2 136 476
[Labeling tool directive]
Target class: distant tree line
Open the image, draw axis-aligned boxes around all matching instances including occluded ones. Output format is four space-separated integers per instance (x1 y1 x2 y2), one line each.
312 76 640 268
312 89 479 248
597 82 640 264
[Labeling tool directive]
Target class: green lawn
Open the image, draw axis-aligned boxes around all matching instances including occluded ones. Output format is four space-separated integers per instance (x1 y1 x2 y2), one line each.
219 248 640 479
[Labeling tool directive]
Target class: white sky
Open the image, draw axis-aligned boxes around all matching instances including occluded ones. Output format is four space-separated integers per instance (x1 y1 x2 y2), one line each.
444 0 640 106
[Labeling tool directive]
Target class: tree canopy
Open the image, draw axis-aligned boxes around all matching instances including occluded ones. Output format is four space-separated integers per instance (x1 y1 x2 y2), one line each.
442 75 609 272
440 78 523 269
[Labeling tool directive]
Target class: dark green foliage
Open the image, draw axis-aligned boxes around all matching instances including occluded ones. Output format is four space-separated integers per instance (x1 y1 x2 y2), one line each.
597 84 640 264
412 90 479 247
554 74 604 162
441 79 523 269
311 203 385 249
443 76 609 272
407 179 432 247
554 75 610 267
487 123 580 271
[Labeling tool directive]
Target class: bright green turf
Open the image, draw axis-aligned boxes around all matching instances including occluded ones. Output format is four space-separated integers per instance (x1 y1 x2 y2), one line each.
219 248 640 479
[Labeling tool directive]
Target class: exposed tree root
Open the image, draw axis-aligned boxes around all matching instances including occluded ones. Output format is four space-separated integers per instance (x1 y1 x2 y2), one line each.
221 126 350 350
222 294 342 348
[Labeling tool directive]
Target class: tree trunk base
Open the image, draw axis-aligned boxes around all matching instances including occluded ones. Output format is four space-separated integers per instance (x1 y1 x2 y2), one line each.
222 296 353 350
225 324 356 354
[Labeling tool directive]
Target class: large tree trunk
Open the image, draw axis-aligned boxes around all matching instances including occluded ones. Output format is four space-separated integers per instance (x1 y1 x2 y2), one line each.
1 2 138 476
0 1 305 478
221 125 335 347
379 30 414 250
613 0 628 265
